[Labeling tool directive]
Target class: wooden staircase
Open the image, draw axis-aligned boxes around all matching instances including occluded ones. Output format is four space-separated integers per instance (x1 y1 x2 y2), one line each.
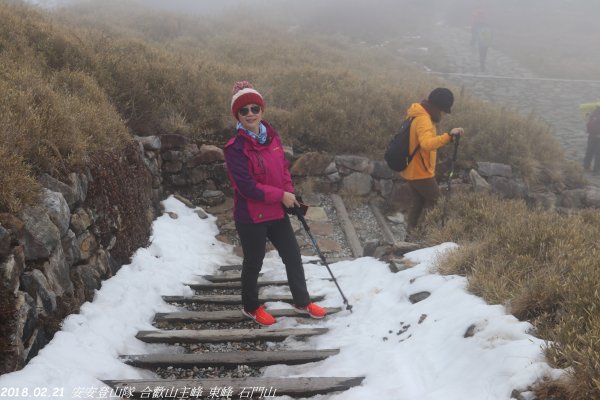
103 266 363 398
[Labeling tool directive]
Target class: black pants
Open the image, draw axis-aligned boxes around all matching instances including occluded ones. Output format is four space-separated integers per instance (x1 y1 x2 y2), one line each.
407 177 440 230
236 215 310 312
583 134 600 172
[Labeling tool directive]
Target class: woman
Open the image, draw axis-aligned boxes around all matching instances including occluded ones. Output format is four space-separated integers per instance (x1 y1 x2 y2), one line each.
224 81 327 326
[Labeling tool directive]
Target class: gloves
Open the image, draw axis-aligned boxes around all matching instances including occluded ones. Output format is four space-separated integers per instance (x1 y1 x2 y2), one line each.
285 195 308 217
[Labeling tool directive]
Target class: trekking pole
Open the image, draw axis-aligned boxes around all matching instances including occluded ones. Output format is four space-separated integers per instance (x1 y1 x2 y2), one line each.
442 135 460 227
293 209 353 313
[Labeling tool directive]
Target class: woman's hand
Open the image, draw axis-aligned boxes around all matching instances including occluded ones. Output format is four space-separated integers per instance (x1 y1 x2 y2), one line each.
450 127 464 137
282 192 299 208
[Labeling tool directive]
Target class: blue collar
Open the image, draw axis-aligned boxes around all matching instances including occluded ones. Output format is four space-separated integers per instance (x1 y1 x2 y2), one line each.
237 122 267 144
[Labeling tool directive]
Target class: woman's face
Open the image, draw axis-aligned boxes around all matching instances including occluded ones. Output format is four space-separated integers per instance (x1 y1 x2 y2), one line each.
238 103 263 133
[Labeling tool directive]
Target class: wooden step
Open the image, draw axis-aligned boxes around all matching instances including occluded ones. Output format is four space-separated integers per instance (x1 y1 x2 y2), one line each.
155 307 342 323
120 349 339 368
136 328 328 343
186 280 288 290
163 294 324 304
103 376 364 398
218 264 243 272
200 273 254 283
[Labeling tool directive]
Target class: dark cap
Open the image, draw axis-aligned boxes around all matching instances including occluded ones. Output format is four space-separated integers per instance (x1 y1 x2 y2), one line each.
428 88 454 113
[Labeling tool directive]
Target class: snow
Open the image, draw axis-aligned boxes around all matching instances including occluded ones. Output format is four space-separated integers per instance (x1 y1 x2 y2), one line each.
0 196 563 399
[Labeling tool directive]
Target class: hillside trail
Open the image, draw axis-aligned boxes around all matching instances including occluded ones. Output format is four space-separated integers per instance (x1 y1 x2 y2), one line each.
401 22 600 187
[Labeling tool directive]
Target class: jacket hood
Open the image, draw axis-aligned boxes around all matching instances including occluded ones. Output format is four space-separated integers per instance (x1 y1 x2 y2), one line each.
407 102 429 119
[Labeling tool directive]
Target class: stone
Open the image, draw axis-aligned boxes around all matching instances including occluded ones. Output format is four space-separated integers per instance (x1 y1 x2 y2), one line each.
290 218 302 233
195 209 208 220
160 134 189 151
283 145 294 163
290 152 333 176
163 160 183 173
488 176 528 199
70 208 94 235
373 246 391 260
167 212 178 219
559 189 586 209
469 169 491 192
334 155 373 174
38 173 79 209
342 172 373 196
324 162 337 175
363 240 380 257
215 234 232 244
72 264 100 302
202 190 225 204
21 269 57 315
0 214 25 241
161 150 182 162
134 135 161 151
476 161 513 178
0 224 11 259
308 222 333 236
40 189 70 237
327 172 342 183
464 324 477 338
376 179 394 198
90 249 111 279
371 160 396 180
409 291 430 304
194 144 224 164
165 174 188 186
387 212 405 224
305 207 329 222
42 244 73 297
61 229 76 267
76 232 98 262
206 198 234 215
20 206 61 261
16 292 37 348
584 187 600 208
529 192 557 210
67 172 87 206
316 238 342 253
1 247 24 295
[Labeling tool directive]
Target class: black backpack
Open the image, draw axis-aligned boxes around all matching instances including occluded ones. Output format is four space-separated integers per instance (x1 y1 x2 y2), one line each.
384 117 419 172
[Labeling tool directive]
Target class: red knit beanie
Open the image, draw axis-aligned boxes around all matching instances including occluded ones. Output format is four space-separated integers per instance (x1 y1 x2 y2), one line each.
231 81 265 119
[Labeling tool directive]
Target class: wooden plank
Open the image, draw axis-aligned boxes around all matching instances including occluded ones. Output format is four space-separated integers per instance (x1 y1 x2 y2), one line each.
155 307 342 323
186 280 288 290
330 194 363 258
136 328 328 344
162 294 324 304
218 264 243 272
368 199 397 245
103 376 364 398
120 349 340 368
200 273 256 283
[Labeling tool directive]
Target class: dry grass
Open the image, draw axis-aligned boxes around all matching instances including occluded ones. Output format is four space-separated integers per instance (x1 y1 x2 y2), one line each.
421 191 600 399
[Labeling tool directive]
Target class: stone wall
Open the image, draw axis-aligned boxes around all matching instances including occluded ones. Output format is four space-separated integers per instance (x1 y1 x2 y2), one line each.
0 135 225 375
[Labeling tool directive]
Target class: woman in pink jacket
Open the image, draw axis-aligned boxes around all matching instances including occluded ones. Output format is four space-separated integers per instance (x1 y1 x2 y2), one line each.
224 81 326 326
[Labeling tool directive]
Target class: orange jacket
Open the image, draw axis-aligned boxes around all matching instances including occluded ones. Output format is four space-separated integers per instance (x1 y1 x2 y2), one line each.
399 103 452 180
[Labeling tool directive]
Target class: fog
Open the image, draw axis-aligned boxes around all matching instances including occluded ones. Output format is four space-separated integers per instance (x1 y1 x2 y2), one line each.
22 0 600 79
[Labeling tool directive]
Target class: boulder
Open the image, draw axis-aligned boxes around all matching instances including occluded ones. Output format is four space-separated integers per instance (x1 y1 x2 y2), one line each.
487 176 528 199
194 144 225 164
469 169 491 192
160 134 189 151
290 152 333 176
70 208 94 235
476 161 513 178
38 174 79 209
371 160 396 180
41 245 73 297
21 206 61 261
342 172 373 196
133 135 161 151
40 189 70 237
21 269 57 315
334 155 372 174
1 247 24 295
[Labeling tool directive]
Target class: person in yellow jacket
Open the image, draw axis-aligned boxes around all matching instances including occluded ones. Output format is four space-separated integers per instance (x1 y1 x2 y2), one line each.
400 88 464 231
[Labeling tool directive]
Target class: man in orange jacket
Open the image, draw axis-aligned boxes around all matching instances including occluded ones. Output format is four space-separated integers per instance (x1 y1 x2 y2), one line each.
400 88 464 231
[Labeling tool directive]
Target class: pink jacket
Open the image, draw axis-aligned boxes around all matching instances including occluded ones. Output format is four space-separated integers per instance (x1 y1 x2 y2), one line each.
224 121 294 224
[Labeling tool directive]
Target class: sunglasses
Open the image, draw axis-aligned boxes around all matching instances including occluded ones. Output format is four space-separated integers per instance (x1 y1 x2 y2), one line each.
239 105 261 116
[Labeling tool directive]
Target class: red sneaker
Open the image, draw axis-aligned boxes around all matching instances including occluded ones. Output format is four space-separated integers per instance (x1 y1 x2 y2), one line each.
294 303 327 319
242 306 276 326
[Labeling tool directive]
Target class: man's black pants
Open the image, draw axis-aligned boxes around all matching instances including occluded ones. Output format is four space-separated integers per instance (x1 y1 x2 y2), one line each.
235 215 310 312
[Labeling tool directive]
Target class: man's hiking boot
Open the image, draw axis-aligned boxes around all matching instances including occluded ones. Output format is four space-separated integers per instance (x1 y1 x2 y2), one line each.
242 306 276 326
294 303 327 319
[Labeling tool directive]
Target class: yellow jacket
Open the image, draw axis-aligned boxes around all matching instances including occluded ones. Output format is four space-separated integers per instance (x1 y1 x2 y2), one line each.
399 102 452 180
